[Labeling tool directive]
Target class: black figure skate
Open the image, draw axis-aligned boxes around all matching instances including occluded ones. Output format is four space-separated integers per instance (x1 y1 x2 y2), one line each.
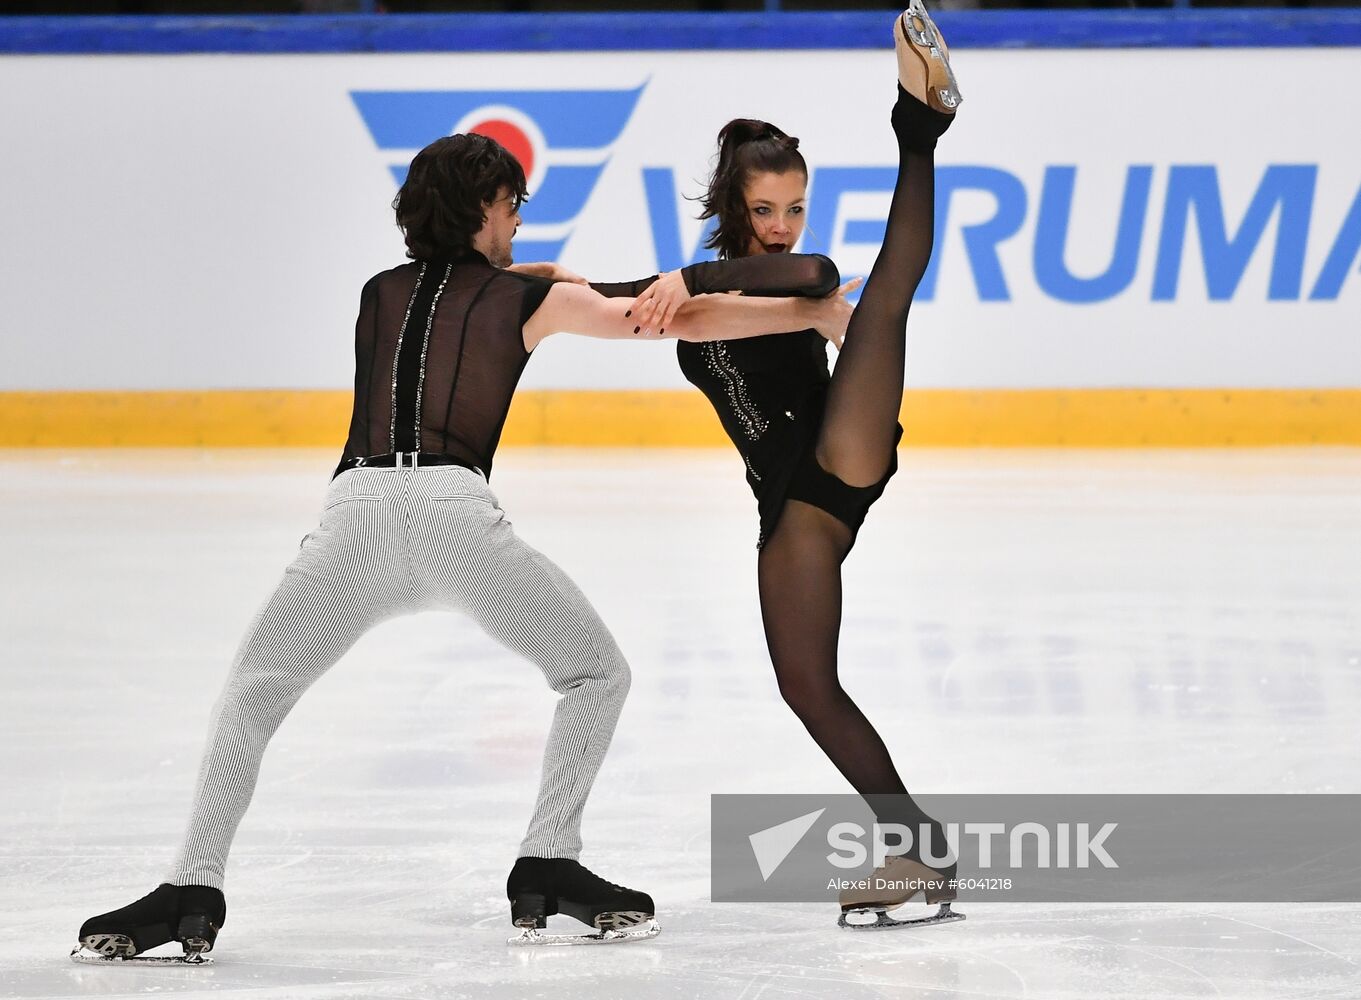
71 883 226 965
506 857 659 946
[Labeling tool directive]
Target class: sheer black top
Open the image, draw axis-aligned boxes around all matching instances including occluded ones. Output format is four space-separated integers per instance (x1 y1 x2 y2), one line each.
340 252 553 479
591 253 841 541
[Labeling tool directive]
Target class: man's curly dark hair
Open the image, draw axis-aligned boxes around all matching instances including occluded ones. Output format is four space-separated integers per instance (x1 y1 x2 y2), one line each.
393 133 528 261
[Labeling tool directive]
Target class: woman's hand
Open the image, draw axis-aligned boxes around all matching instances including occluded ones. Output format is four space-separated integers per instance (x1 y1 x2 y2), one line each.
628 270 690 336
811 278 862 350
506 262 589 285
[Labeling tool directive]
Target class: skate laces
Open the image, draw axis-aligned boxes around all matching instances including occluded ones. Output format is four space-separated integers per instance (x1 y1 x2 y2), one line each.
578 863 627 893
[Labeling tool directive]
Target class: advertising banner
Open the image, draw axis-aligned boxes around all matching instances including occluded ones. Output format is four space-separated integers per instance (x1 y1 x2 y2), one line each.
2 48 1359 394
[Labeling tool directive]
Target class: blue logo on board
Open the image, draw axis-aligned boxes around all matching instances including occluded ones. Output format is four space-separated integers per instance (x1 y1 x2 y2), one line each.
350 86 646 262
803 163 1361 303
647 162 1361 303
351 87 1361 303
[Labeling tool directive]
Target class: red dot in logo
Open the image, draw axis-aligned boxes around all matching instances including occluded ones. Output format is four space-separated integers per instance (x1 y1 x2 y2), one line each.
469 118 535 182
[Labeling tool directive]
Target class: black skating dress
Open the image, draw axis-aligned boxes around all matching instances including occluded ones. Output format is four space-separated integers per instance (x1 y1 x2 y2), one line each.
592 253 902 549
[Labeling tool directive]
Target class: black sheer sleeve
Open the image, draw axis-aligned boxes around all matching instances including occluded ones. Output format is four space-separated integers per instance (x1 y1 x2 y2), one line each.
591 254 838 301
680 253 840 298
589 276 660 298
506 272 556 326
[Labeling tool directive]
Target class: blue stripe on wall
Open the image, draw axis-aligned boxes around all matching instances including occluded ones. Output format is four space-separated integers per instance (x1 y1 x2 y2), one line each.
2 11 1360 55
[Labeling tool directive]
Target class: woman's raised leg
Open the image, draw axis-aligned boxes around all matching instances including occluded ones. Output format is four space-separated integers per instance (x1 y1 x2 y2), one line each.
815 7 959 488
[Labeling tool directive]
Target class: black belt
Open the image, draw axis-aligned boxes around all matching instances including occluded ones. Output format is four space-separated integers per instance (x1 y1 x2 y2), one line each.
334 452 481 478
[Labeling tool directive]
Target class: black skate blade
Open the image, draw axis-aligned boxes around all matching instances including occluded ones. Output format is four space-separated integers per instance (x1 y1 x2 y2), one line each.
838 901 966 931
507 918 661 947
70 945 213 965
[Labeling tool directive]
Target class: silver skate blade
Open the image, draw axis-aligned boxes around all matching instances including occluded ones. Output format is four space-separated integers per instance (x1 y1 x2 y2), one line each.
903 1 940 48
901 3 963 110
838 901 966 931
507 919 661 947
70 944 213 965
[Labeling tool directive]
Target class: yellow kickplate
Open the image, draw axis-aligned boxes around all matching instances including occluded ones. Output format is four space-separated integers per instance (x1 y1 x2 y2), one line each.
1 389 1358 448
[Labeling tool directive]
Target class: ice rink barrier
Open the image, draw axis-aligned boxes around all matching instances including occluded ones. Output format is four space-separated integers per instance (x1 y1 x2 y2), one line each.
2 11 1359 446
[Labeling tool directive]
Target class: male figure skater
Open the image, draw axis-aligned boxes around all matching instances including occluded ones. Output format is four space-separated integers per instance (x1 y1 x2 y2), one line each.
73 131 851 958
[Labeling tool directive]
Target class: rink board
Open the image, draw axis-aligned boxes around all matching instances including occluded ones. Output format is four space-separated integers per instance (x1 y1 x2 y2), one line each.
2 36 1359 444
3 388 1361 448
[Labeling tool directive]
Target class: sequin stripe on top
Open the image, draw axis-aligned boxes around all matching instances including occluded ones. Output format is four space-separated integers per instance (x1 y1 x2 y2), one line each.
389 263 427 452
703 341 769 442
411 262 454 449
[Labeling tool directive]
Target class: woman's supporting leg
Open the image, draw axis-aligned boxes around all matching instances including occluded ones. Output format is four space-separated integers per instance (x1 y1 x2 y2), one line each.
760 504 946 850
758 504 935 811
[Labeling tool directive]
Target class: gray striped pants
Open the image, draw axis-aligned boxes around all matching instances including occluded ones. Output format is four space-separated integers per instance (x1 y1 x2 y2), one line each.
166 465 630 890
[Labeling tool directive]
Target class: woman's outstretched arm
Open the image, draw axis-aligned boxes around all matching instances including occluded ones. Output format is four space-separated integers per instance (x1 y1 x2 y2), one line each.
629 254 841 334
681 253 840 298
589 254 841 333
589 275 659 299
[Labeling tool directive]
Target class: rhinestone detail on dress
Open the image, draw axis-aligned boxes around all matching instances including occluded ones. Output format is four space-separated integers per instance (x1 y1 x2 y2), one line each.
703 342 768 442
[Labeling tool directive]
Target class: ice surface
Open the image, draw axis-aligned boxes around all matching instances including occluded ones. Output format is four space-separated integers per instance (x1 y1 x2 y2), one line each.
2 448 1358 999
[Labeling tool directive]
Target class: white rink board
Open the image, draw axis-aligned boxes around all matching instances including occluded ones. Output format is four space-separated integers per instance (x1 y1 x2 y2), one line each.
1 48 1359 391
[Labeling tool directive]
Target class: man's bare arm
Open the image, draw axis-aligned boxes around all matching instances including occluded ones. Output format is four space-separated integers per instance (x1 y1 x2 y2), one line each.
523 282 840 352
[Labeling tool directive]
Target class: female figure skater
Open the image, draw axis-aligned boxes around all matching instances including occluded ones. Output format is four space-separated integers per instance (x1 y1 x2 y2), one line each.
593 4 963 929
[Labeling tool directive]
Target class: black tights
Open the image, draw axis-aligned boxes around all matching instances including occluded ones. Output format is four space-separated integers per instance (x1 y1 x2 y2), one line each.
758 88 952 856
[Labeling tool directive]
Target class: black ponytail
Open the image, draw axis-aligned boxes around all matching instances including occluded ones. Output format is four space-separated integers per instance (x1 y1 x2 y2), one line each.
699 119 807 260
